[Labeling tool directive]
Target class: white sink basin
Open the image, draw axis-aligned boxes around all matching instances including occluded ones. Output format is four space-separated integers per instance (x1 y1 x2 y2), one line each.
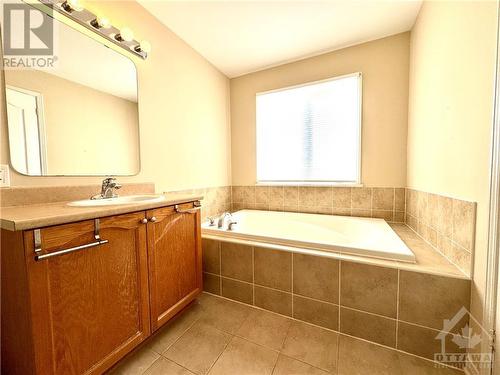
68 194 166 207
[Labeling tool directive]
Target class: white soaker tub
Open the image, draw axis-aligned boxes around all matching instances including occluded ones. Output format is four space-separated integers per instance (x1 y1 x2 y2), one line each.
202 210 415 263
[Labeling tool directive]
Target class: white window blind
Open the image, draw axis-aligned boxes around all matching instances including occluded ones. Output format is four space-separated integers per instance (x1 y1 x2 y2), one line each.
256 73 362 184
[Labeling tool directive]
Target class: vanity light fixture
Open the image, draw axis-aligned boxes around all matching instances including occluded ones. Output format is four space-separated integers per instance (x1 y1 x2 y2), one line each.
38 0 150 59
134 40 152 54
90 16 111 29
61 0 83 12
115 27 134 42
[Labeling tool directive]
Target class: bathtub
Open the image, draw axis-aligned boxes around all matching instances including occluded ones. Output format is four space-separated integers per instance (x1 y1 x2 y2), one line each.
201 210 415 263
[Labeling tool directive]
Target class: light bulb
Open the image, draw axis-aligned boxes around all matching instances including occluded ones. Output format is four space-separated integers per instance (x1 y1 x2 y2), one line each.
63 0 84 12
91 16 111 29
117 27 134 42
135 40 151 54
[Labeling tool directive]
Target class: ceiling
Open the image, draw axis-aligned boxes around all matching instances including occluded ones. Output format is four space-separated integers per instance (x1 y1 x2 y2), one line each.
138 0 422 78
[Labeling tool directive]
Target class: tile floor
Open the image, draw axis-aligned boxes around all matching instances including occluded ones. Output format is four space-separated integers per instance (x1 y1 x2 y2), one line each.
107 293 463 375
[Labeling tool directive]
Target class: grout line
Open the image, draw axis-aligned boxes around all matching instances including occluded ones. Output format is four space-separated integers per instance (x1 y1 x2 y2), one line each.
252 246 255 305
206 335 235 374
270 352 281 374
291 252 294 318
338 260 342 331
340 304 396 321
218 241 223 295
397 318 464 335
393 187 396 223
395 269 400 348
338 331 464 372
157 354 198 375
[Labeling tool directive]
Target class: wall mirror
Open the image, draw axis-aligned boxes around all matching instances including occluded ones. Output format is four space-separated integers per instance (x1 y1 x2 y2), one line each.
2 3 140 176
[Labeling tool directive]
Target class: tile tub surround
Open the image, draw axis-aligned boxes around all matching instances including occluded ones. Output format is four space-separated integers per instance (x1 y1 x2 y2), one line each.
405 189 476 276
231 186 406 223
167 186 232 221
202 238 471 369
109 293 463 375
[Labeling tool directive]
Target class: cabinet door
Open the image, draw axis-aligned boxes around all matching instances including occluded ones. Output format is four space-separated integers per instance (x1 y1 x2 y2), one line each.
24 212 150 375
147 202 202 331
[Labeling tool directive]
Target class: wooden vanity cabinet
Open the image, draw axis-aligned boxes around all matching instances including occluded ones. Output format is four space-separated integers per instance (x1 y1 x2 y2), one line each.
1 201 202 375
147 203 203 331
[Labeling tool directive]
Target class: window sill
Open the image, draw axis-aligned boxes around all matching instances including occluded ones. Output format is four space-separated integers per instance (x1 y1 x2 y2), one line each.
256 181 363 187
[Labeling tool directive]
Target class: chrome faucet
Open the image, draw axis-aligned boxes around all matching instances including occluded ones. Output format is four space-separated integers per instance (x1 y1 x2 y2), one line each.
217 212 238 230
217 212 232 229
91 177 122 199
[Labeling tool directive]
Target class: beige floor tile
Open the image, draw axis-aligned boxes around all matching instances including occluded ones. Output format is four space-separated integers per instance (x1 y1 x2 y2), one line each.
143 357 195 375
209 337 279 375
146 302 203 354
108 347 160 375
197 293 252 334
398 354 464 375
281 322 338 373
164 322 231 375
197 292 220 306
272 355 330 375
337 335 462 375
338 334 405 375
236 309 292 350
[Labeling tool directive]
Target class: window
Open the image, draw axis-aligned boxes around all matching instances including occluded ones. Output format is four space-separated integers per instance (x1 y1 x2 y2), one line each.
256 73 362 184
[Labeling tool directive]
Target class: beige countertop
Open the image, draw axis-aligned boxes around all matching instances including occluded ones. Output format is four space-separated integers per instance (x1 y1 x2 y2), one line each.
0 193 203 231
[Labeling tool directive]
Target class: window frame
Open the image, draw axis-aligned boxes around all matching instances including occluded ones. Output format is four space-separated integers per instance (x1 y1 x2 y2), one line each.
255 72 363 186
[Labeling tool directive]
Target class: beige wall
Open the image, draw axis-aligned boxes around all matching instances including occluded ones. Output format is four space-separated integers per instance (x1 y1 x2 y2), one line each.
230 32 410 187
0 0 231 192
407 0 497 325
6 69 139 175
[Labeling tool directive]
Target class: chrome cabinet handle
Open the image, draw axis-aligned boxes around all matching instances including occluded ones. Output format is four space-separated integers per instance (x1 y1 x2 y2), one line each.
140 218 148 224
149 216 157 222
34 218 108 261
174 204 201 214
34 239 109 261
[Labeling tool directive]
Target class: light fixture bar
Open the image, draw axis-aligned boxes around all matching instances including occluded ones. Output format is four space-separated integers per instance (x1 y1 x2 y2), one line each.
37 0 149 59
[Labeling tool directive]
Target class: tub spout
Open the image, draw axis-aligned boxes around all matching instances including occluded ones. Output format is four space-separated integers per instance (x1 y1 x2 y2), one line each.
217 212 232 228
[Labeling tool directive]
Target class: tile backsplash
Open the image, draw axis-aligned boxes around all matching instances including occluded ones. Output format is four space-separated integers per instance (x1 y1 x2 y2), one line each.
0 183 155 207
231 186 406 223
405 188 476 276
168 186 232 220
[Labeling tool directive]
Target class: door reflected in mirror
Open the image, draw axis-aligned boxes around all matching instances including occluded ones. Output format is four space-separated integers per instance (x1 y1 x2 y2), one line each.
3 4 140 176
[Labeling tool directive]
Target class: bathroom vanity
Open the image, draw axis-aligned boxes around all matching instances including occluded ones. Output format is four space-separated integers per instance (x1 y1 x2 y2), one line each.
1 196 203 375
